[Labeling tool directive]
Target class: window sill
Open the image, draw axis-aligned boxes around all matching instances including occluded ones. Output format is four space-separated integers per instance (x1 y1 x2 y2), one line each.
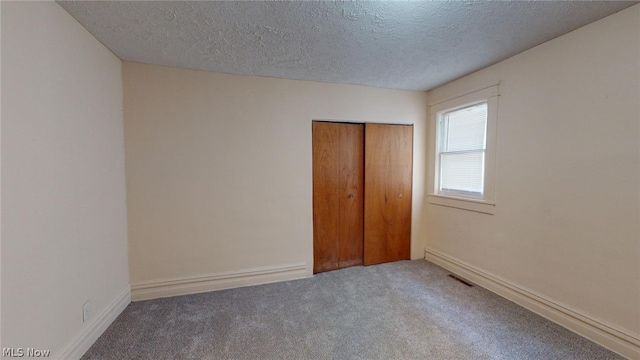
427 194 495 215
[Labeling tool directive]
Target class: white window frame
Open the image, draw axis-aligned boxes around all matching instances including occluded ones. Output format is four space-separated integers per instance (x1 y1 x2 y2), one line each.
428 84 499 214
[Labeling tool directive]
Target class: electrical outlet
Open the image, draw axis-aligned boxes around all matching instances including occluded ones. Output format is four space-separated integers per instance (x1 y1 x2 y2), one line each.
83 301 91 322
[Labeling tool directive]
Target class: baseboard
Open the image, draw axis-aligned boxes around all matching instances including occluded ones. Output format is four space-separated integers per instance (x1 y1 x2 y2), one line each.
131 263 309 301
57 286 131 360
425 248 640 360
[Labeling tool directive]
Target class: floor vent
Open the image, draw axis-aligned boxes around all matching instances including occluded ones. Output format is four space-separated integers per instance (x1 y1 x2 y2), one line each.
448 274 473 287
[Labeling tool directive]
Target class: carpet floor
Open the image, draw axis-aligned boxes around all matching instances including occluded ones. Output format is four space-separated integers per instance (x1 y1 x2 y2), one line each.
83 260 624 359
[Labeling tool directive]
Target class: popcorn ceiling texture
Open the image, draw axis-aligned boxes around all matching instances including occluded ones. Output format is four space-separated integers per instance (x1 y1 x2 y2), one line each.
57 1 636 91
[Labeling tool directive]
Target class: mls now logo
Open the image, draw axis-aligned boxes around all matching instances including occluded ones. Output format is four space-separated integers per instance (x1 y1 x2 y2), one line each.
2 348 51 357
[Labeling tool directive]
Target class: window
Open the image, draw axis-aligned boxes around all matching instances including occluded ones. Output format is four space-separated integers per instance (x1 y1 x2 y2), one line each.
438 102 487 198
428 84 499 214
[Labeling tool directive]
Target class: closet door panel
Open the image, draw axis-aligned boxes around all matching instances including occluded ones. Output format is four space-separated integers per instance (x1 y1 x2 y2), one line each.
313 122 364 273
364 123 413 265
312 122 340 273
338 124 364 268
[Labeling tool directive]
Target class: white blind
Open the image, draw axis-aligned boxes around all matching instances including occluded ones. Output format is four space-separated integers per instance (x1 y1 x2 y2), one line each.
439 102 487 196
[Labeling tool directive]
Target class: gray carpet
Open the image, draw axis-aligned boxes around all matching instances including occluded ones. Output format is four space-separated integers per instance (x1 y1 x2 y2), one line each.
83 260 624 359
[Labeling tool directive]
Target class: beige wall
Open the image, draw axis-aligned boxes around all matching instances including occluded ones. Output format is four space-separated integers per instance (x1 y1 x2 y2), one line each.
1 1 129 357
426 3 639 350
123 62 428 290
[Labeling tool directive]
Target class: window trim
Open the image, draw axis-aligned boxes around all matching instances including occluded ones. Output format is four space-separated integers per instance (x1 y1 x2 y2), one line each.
428 84 499 215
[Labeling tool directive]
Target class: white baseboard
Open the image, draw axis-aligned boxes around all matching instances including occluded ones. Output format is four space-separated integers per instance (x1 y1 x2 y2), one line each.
131 263 309 301
57 286 131 360
425 248 640 360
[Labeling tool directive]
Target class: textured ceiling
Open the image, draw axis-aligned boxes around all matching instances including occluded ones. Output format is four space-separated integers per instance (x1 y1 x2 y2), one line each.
57 1 637 91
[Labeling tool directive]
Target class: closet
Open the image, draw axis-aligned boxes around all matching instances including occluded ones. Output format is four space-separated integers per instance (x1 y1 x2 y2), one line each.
312 121 413 273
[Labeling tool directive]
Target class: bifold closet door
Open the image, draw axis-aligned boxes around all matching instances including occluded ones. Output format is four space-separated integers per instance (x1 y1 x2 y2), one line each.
312 122 364 273
364 123 413 265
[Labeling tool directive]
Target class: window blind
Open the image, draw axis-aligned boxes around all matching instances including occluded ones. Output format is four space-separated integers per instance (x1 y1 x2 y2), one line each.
439 102 487 196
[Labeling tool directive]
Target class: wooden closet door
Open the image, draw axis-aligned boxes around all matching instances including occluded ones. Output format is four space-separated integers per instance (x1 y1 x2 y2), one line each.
364 123 413 265
313 122 364 273
337 124 365 268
